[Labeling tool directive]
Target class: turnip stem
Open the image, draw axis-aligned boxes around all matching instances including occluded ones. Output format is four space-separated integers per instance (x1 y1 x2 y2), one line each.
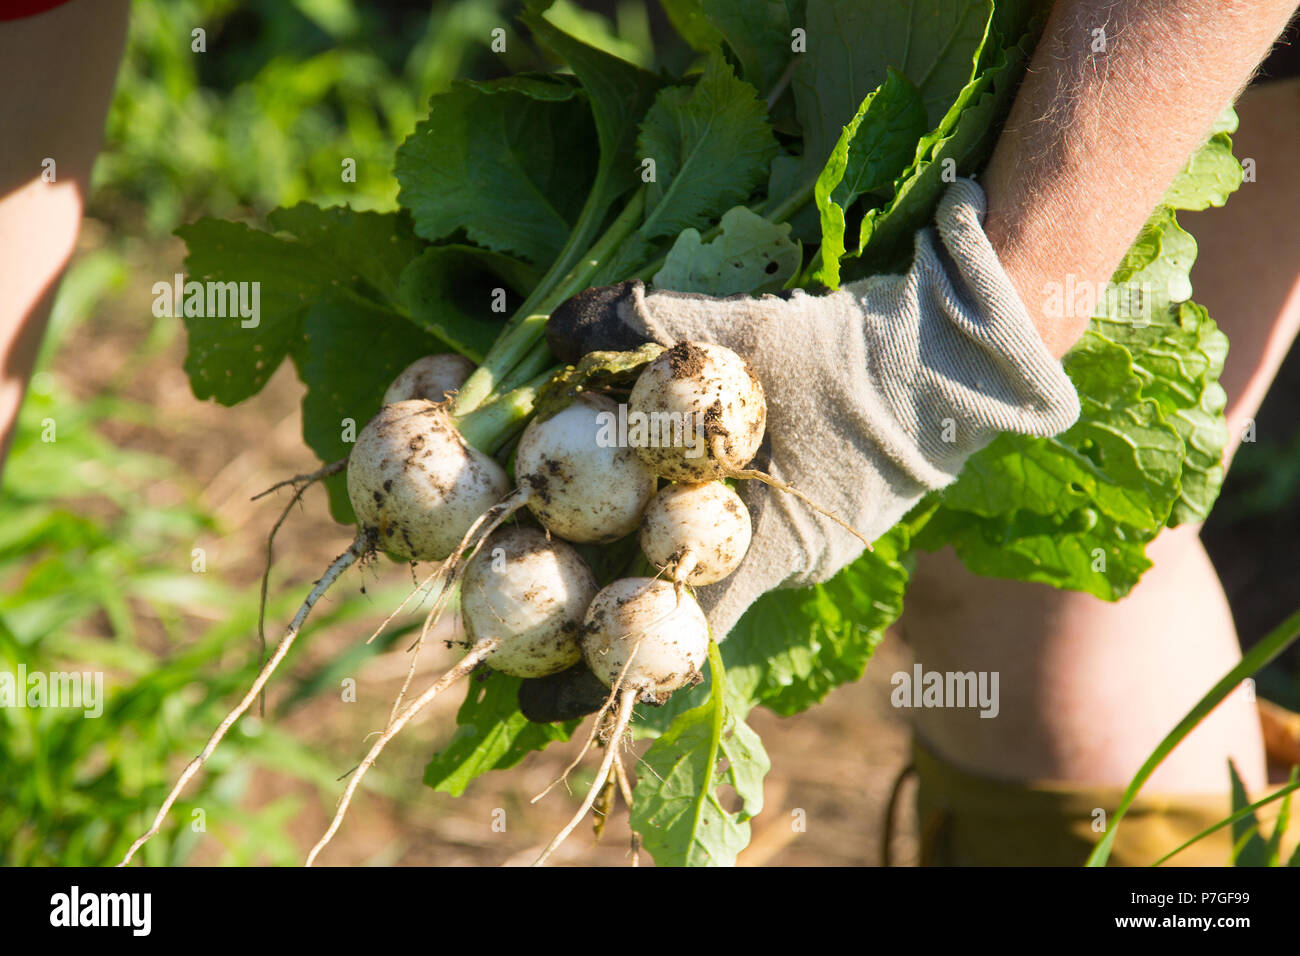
455 383 539 452
467 163 621 381
456 368 559 455
455 312 550 414
453 188 647 415
495 346 558 395
304 638 501 867
764 177 815 225
119 533 370 866
532 686 637 867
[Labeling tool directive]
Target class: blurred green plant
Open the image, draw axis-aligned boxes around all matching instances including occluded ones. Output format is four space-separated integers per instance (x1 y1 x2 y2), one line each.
92 0 659 233
1147 765 1300 866
1086 603 1300 866
1212 427 1300 522
0 253 415 865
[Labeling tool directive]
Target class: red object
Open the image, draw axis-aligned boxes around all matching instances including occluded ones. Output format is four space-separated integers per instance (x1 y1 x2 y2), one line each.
0 0 77 22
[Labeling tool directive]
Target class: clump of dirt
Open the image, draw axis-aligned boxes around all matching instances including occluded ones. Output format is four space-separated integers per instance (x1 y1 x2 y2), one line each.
666 342 707 380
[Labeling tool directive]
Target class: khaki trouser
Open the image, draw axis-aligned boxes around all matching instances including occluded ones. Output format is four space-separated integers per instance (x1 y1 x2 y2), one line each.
908 700 1300 866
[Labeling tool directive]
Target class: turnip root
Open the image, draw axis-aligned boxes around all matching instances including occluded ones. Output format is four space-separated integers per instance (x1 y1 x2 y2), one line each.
515 392 657 543
462 526 597 678
581 577 710 704
532 578 711 866
630 341 870 549
348 400 510 561
383 353 475 404
305 527 598 865
628 341 765 482
423 391 657 587
305 636 500 867
640 481 751 592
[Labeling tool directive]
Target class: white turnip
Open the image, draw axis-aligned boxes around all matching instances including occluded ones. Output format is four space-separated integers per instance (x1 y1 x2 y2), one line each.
639 481 751 590
629 341 870 548
383 353 475 404
462 526 597 678
627 341 765 482
580 577 710 703
347 399 511 562
514 392 658 543
533 576 711 866
306 526 600 865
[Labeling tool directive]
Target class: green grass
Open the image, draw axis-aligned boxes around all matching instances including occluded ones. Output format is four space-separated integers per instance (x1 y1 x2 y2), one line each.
0 252 417 865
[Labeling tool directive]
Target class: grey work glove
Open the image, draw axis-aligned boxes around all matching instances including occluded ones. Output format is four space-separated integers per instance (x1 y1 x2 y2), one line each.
548 178 1082 642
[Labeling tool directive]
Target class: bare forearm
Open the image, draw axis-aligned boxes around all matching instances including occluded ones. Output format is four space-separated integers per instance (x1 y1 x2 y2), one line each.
983 0 1299 358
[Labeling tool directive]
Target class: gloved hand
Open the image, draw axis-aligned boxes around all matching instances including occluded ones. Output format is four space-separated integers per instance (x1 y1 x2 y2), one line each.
546 178 1081 643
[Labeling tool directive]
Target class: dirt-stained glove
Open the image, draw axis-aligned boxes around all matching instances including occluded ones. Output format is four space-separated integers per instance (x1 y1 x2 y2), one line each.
547 178 1081 641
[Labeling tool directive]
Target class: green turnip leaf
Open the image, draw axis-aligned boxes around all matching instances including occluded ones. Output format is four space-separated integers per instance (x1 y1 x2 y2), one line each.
521 12 663 287
424 672 578 797
917 118 1241 598
394 77 597 265
793 0 993 189
806 68 926 287
850 34 1031 276
653 205 801 296
636 53 778 242
177 207 421 406
696 0 806 97
266 204 423 303
296 293 451 523
631 642 770 866
397 245 538 362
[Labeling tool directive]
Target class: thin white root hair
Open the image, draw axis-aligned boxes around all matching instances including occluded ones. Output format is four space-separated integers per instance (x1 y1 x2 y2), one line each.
384 487 531 719
725 465 872 551
441 485 532 585
255 457 349 714
612 748 635 808
250 457 348 502
531 686 637 867
531 702 607 804
612 752 640 868
671 550 698 605
369 489 507 650
365 563 444 645
305 637 501 867
119 534 368 866
386 592 451 728
531 635 645 804
387 626 429 729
